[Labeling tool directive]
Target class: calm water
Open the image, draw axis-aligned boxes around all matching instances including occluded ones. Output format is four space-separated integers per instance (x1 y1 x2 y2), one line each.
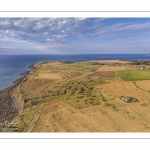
0 54 150 91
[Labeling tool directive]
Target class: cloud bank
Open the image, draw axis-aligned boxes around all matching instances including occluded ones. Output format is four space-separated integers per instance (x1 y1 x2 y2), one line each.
0 18 150 54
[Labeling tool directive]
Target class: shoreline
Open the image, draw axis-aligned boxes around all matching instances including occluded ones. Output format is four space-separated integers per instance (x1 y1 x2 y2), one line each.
0 64 34 131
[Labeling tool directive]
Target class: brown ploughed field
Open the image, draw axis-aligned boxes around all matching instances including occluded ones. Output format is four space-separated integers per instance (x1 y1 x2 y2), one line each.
88 71 115 78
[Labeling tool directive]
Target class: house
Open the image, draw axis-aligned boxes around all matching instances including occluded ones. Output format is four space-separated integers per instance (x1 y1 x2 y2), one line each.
121 96 132 102
139 66 147 70
90 62 100 65
109 63 115 66
120 96 139 103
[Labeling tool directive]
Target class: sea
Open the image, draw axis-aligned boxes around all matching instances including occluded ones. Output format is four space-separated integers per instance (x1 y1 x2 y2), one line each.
0 54 150 91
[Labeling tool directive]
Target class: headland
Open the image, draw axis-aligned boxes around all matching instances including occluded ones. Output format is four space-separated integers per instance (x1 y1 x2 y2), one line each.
1 59 150 132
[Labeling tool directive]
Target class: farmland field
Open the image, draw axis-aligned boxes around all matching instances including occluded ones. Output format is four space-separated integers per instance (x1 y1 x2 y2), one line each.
8 60 150 132
88 71 115 78
96 66 127 71
116 70 150 81
125 65 138 70
134 80 150 91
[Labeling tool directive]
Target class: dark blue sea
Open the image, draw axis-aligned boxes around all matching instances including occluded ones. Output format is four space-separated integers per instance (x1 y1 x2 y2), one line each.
0 54 150 91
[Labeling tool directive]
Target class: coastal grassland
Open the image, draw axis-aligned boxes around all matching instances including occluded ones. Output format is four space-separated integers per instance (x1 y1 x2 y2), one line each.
43 76 107 109
11 61 109 131
10 60 150 132
116 70 150 81
13 61 106 110
13 104 43 132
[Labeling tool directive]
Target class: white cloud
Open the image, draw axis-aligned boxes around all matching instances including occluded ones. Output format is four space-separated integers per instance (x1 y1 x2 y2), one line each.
0 18 150 54
94 22 150 37
56 35 66 38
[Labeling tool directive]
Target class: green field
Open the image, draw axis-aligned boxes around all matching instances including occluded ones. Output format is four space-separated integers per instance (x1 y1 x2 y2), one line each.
116 70 150 81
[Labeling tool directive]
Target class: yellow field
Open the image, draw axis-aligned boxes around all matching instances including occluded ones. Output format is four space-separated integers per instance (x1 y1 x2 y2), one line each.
35 73 62 80
134 80 150 91
96 66 127 71
125 65 138 70
32 78 150 132
33 97 150 132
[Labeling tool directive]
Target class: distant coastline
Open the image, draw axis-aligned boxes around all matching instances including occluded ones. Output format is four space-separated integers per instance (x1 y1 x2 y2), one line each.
1 54 150 91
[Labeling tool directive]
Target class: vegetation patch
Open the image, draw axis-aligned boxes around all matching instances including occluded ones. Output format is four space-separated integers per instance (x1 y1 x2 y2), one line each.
105 103 118 111
44 77 105 109
130 60 150 65
116 70 150 81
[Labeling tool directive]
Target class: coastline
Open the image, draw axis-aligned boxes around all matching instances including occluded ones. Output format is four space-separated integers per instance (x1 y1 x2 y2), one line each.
0 59 150 132
0 64 34 131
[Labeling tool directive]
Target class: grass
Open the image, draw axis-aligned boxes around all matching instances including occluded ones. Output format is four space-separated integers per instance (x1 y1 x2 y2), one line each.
116 70 150 81
13 105 43 132
141 103 149 107
105 103 118 111
99 90 107 102
45 77 104 109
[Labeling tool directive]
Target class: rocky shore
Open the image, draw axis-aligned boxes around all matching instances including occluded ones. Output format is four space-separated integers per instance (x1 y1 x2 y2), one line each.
0 65 34 131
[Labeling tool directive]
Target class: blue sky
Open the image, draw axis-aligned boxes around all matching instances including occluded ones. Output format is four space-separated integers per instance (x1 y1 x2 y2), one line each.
0 18 150 54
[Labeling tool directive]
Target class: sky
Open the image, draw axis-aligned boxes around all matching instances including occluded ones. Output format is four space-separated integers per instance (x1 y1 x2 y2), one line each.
0 18 150 54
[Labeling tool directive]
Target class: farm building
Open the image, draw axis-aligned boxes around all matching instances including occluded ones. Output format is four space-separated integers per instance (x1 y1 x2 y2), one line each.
120 96 139 102
138 66 147 70
121 96 132 102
